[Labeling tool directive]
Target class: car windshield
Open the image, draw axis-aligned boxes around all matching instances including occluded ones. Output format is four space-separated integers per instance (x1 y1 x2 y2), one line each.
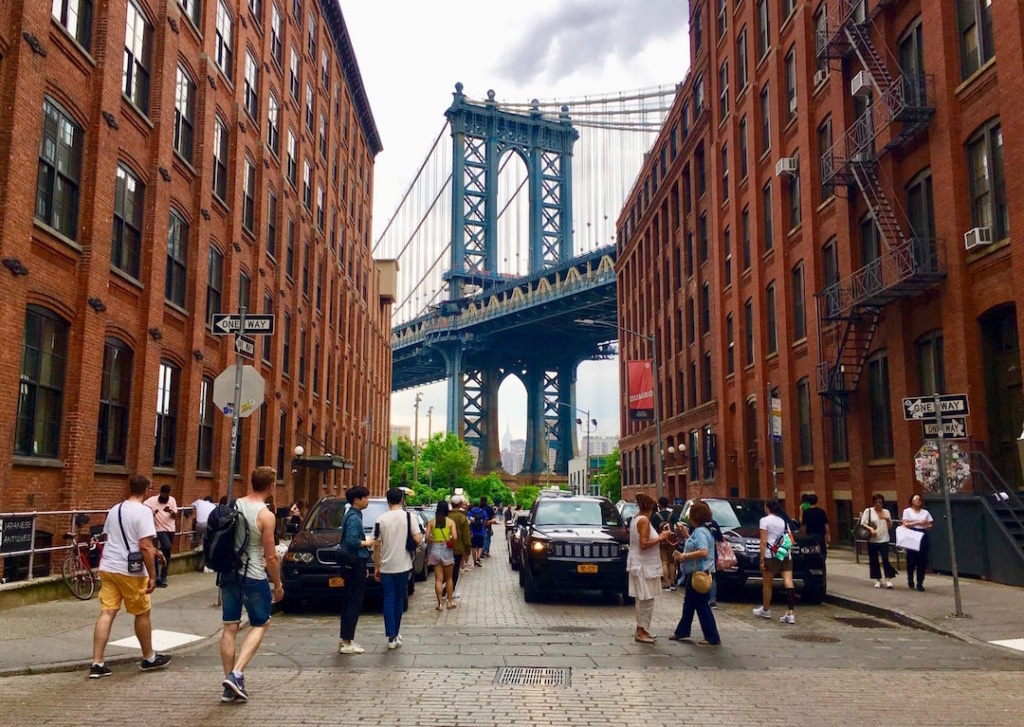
706 500 790 532
305 499 390 532
618 502 639 519
534 500 622 527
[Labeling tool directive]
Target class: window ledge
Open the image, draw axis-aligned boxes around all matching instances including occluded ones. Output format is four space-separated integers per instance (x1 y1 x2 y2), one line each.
110 266 144 291
94 464 129 475
49 17 97 68
954 57 997 99
164 300 189 319
12 456 63 469
816 195 836 213
867 458 896 467
197 471 215 478
172 150 198 178
153 467 179 476
121 95 154 130
966 235 1010 260
33 219 82 253
828 462 851 470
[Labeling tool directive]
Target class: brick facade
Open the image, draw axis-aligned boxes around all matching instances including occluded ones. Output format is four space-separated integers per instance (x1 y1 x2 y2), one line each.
0 1 393 549
616 0 1024 532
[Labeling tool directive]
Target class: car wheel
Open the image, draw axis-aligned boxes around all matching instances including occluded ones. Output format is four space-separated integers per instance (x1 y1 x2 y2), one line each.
523 566 540 603
801 573 827 604
510 551 520 571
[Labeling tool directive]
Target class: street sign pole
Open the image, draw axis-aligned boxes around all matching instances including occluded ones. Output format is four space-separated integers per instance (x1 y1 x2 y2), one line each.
935 392 965 617
227 306 247 503
767 381 778 498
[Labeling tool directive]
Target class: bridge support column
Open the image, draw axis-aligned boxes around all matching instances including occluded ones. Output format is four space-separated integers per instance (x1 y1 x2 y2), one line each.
436 342 465 437
521 367 550 475
475 365 504 474
552 363 579 474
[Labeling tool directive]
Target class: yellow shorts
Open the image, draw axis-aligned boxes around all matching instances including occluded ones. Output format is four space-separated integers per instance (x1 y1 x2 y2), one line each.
99 571 151 615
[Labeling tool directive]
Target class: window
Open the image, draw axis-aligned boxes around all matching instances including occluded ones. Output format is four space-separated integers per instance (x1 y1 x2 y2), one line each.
726 313 735 374
958 0 994 79
696 144 706 196
759 84 770 154
724 227 732 285
685 232 694 278
787 161 801 229
212 116 229 200
277 408 287 477
791 262 806 341
757 0 770 58
739 115 749 178
174 66 196 161
817 117 833 202
165 210 188 307
689 430 700 481
917 330 946 395
744 299 754 366
298 327 307 385
193 376 214 471
742 206 751 269
899 19 926 107
292 0 301 22
111 164 144 279
307 11 316 57
282 312 292 375
244 52 260 120
766 281 777 354
967 120 1007 240
784 47 797 120
36 98 83 239
16 306 68 458
52 0 94 50
270 3 283 64
262 293 274 361
830 411 849 463
266 190 278 258
822 237 839 288
154 361 179 467
814 4 829 76
302 239 310 294
122 1 152 113
687 296 695 344
719 59 729 120
720 144 729 202
315 255 323 310
681 101 690 139
782 0 795 22
303 159 312 209
240 159 256 232
868 351 894 458
717 0 727 38
694 73 705 115
797 378 812 465
701 282 710 334
737 29 749 91
286 217 295 277
179 0 201 27
861 215 881 267
289 46 300 101
286 129 297 184
257 402 268 465
694 5 703 53
321 49 330 88
266 93 280 155
762 182 773 251
249 0 262 21
206 246 224 325
215 0 234 79
319 113 328 158
96 338 132 464
305 81 314 132
312 342 320 394
703 353 713 403
317 185 325 229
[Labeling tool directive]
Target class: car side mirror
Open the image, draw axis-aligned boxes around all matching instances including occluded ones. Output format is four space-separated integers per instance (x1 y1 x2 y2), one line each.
516 515 529 526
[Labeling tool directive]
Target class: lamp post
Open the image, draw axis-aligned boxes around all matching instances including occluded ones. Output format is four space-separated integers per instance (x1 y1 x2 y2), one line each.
577 318 663 499
553 400 595 495
413 392 423 486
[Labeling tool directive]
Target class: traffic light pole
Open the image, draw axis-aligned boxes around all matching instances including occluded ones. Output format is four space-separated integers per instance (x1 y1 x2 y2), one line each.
226 306 247 503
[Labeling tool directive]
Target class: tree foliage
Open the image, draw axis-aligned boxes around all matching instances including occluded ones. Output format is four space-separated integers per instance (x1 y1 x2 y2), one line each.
390 433 513 507
597 447 621 502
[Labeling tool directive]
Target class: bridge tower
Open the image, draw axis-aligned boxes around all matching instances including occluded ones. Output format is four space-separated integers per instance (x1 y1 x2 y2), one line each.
440 84 583 476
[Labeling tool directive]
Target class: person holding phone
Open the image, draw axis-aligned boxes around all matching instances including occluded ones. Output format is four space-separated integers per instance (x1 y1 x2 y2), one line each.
861 493 897 589
144 484 177 587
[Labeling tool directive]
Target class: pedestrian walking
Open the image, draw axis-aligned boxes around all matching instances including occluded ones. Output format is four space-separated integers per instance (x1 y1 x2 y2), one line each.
427 500 458 610
449 496 472 598
901 494 933 591
144 484 177 587
669 500 720 645
800 493 830 559
861 493 897 588
219 466 285 702
373 488 424 649
90 475 171 678
480 496 496 557
753 498 797 624
650 497 678 591
627 493 671 643
467 501 487 566
190 496 216 572
338 485 374 654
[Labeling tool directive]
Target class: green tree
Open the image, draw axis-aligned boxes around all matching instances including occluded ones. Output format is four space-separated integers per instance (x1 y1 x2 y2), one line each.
597 447 621 502
514 485 541 510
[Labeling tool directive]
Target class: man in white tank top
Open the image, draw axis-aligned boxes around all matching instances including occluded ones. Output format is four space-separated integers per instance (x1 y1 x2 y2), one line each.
219 466 283 703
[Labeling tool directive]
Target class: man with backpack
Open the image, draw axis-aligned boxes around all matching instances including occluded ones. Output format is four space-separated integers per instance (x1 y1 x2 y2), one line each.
373 488 423 649
215 466 283 703
467 501 487 566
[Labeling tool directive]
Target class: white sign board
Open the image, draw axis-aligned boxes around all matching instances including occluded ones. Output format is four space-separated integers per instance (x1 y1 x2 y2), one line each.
212 365 265 418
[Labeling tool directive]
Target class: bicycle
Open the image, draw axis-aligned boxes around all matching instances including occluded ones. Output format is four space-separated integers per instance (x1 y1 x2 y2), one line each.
61 523 106 600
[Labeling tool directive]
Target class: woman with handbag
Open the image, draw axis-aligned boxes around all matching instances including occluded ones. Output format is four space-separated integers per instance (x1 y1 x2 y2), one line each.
426 500 457 611
669 500 720 645
861 493 897 588
627 494 671 643
901 494 933 591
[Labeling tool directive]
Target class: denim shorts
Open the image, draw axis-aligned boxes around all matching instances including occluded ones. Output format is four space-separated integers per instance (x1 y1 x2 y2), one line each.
221 576 272 627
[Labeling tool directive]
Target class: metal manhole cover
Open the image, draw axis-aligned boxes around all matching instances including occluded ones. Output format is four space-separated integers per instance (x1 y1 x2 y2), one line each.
835 616 895 629
783 634 841 644
545 626 597 634
495 667 570 687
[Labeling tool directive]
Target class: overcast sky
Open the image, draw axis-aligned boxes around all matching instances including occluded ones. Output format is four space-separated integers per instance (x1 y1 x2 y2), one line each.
339 0 689 443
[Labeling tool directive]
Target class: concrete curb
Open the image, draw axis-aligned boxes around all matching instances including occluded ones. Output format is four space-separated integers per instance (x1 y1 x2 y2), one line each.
824 592 977 644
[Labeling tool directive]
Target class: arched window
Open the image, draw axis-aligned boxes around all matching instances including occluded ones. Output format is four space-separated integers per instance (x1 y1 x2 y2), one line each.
155 361 180 468
16 306 69 458
197 375 215 472
96 338 133 464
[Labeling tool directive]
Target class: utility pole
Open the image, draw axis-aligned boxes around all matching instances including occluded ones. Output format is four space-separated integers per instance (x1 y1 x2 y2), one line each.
413 392 423 486
427 406 433 441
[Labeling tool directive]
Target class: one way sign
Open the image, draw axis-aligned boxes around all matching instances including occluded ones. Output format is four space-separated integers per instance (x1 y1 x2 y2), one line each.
902 394 970 420
234 334 255 360
212 313 276 335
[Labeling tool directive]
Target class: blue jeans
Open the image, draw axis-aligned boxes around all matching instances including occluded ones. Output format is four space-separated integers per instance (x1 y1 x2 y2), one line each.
380 571 409 639
709 573 718 603
484 529 492 554
673 576 721 644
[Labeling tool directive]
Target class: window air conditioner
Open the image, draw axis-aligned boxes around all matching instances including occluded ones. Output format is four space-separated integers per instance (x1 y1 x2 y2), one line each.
851 70 872 98
964 226 993 250
814 69 828 87
775 157 798 176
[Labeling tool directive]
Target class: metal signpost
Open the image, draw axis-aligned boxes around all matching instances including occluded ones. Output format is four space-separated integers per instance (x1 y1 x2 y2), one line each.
903 392 969 617
767 383 781 498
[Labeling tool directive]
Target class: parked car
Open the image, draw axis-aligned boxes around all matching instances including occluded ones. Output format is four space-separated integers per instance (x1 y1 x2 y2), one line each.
681 498 826 603
615 499 639 524
280 497 427 612
516 494 632 604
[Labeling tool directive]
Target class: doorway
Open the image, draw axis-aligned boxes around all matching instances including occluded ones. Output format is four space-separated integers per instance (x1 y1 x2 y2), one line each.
980 304 1024 489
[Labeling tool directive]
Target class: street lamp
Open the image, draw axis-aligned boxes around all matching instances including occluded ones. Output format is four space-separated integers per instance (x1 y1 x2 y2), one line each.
552 400 595 495
577 318 663 499
413 392 423 486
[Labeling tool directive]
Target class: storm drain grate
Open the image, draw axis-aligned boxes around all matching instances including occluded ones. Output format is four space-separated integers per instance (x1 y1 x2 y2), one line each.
835 616 895 629
783 634 841 644
495 667 571 687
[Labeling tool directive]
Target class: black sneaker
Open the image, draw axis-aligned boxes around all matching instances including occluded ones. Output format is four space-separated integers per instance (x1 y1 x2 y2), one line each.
89 663 112 679
223 672 248 702
221 686 237 703
140 653 171 671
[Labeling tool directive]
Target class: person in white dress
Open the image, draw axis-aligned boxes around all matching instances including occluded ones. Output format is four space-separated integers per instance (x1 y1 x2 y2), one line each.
626 493 672 643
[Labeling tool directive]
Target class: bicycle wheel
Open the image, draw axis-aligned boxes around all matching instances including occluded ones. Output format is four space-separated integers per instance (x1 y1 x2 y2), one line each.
62 554 95 600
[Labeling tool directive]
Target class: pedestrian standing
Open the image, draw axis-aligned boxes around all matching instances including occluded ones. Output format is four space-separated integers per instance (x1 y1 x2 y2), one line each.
753 498 797 624
219 466 285 703
190 496 216 572
669 500 720 645
861 493 897 589
374 488 424 649
480 496 496 557
650 497 677 591
144 485 177 587
338 485 374 654
427 500 457 610
90 475 172 677
901 494 933 591
627 493 671 643
800 494 830 560
467 501 487 566
449 496 471 598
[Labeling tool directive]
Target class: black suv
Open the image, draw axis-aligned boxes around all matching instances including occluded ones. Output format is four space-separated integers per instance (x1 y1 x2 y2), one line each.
516 493 632 604
682 498 826 603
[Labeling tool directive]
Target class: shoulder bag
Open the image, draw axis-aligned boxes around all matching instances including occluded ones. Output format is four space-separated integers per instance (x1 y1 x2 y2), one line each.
853 509 873 541
405 512 418 555
337 510 362 568
119 504 145 574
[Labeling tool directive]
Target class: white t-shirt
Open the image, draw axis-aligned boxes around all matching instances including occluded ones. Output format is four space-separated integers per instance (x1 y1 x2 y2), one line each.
759 513 789 559
901 507 933 531
861 507 892 543
376 509 423 574
192 499 216 525
100 500 157 576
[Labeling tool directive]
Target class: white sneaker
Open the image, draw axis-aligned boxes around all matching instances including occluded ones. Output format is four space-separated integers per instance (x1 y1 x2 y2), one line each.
780 613 796 625
885 580 893 589
752 606 772 619
874 581 882 588
452 591 461 599
387 639 398 650
338 642 365 655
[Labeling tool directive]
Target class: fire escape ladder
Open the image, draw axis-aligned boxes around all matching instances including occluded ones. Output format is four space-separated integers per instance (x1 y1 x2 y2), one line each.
849 162 908 251
816 308 881 415
845 21 896 101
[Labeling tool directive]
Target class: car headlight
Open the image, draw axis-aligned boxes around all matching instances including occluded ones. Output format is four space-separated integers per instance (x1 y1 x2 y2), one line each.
730 542 746 553
284 552 314 564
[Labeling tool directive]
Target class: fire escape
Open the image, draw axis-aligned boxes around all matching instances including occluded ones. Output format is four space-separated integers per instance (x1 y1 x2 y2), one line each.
815 0 943 415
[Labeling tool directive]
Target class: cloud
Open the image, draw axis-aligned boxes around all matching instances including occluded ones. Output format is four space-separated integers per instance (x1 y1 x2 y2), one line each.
497 0 689 84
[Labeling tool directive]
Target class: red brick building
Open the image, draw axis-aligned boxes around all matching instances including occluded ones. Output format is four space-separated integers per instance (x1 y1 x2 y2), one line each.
0 0 394 560
616 0 1024 535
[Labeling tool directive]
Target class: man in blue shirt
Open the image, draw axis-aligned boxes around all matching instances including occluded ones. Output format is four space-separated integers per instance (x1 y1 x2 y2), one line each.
338 486 374 654
480 496 496 558
467 501 487 566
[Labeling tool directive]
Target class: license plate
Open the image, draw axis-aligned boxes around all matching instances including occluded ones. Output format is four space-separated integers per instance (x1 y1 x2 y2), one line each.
329 576 345 587
577 564 598 574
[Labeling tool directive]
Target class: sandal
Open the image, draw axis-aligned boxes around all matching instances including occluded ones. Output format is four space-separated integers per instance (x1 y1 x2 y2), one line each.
634 634 655 643
447 602 458 609
436 604 443 611
698 639 721 646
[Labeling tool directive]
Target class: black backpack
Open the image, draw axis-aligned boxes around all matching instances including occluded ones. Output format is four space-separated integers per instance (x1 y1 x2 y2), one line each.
471 509 484 532
203 502 250 585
